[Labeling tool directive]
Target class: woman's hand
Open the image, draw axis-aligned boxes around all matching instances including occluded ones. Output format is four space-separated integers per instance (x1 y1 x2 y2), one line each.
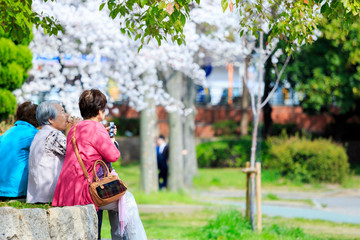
69 116 82 125
105 124 117 136
65 116 82 135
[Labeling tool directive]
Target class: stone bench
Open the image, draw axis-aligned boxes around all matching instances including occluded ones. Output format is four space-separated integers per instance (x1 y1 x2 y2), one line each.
0 204 98 240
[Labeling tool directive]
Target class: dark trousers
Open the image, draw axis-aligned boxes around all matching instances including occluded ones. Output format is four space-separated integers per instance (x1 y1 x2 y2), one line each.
97 209 126 240
97 210 103 240
159 168 168 189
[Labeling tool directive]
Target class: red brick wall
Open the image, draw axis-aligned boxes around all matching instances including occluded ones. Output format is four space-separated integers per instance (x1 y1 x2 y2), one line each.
109 105 338 138
271 106 334 133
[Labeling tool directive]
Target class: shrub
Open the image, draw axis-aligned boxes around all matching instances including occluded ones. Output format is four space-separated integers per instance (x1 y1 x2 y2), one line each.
0 36 32 120
197 134 349 184
196 136 269 168
0 62 24 90
264 135 349 183
212 120 238 136
0 89 17 121
270 123 298 136
111 118 139 136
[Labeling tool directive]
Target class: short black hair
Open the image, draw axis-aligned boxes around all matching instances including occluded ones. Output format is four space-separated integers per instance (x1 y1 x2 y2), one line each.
159 135 165 140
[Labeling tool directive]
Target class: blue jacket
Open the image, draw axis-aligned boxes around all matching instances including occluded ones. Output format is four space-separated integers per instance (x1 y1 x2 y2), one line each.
0 121 38 197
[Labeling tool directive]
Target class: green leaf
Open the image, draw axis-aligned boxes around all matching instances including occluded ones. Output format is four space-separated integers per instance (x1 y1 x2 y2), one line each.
119 6 126 15
137 44 143 52
99 3 105 11
180 14 186 26
52 28 58 35
221 0 228 12
135 34 141 40
140 0 147 7
159 1 166 9
156 36 161 46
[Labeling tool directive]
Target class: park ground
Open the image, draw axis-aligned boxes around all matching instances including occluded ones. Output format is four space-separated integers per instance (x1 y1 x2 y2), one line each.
100 163 360 240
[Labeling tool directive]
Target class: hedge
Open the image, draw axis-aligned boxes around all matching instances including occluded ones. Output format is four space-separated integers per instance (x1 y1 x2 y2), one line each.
0 89 17 120
196 136 269 168
111 118 139 136
264 136 349 183
196 135 349 183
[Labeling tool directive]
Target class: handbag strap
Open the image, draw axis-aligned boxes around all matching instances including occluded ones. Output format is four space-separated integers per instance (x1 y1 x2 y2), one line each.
93 160 111 182
72 124 91 184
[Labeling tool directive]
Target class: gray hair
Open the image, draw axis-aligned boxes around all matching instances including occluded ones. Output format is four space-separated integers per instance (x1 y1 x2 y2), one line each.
36 100 61 126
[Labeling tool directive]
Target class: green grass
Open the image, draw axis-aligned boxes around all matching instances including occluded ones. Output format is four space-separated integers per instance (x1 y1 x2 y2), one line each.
342 175 360 188
101 208 215 239
132 190 203 205
99 164 360 239
195 209 323 240
114 163 360 193
0 201 51 209
268 216 360 240
101 208 360 239
112 161 202 205
265 193 279 200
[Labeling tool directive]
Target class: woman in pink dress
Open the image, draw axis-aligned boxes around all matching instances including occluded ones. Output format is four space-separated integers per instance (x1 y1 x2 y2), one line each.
52 89 147 240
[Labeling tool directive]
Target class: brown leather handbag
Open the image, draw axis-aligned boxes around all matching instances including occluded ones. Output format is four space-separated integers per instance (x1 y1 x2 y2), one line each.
72 124 127 207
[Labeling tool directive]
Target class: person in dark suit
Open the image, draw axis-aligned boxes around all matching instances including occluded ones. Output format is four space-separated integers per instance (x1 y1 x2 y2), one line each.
156 135 169 189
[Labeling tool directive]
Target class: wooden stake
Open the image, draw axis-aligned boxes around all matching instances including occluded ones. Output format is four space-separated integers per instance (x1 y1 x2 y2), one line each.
245 161 250 219
256 162 262 232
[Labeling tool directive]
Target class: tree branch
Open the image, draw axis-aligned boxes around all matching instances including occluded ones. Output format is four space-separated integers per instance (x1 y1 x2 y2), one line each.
260 53 292 108
263 42 278 64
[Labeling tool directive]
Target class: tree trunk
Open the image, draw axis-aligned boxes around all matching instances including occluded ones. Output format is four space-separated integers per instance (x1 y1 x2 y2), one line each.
249 31 265 231
139 84 159 194
183 76 198 187
240 56 250 136
167 71 184 191
263 55 274 139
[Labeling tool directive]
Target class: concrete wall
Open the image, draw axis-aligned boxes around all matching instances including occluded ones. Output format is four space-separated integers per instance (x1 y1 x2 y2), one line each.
0 205 98 240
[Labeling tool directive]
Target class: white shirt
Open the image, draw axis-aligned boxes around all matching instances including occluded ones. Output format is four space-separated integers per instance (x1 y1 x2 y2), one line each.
26 125 66 203
159 143 167 154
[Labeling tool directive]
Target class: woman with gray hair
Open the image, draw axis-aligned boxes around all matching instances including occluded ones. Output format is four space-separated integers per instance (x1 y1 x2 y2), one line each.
26 101 80 203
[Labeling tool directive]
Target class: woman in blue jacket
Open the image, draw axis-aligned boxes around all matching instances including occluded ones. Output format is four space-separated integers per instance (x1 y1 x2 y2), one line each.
0 102 39 200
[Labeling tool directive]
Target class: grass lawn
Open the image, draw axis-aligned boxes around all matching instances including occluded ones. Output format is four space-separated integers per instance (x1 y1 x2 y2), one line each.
114 162 360 194
0 201 51 209
95 163 360 239
100 208 360 239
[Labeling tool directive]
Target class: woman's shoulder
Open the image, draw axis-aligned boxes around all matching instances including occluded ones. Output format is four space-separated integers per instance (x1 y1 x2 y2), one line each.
13 121 38 136
46 128 66 140
80 120 105 130
76 121 106 138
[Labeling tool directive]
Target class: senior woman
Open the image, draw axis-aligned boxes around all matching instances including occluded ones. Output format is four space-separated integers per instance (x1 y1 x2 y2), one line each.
52 89 147 240
26 101 80 204
0 102 39 200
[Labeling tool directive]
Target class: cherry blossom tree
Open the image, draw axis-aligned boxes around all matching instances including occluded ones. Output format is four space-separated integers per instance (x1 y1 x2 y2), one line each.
16 0 207 193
